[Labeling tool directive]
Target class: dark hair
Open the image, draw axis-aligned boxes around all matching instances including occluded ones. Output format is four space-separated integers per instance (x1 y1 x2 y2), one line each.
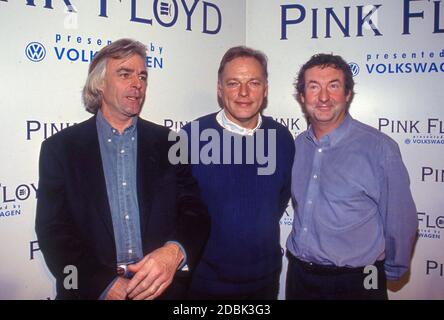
218 46 268 81
294 53 354 105
82 38 147 114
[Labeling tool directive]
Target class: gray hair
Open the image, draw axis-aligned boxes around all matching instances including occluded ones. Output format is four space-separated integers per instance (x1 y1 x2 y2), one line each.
82 38 147 114
218 46 268 82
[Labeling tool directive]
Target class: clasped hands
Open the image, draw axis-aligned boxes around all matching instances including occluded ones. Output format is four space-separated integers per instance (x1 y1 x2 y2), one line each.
105 243 184 300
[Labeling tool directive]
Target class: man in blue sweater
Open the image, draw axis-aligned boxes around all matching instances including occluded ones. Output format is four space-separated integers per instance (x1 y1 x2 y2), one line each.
180 46 295 299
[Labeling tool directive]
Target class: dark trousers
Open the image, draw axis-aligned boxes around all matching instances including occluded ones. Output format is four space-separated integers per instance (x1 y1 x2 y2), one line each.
188 273 280 300
285 252 388 300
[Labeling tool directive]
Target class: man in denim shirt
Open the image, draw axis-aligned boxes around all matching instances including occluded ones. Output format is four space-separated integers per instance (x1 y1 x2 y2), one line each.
35 39 209 300
286 53 418 300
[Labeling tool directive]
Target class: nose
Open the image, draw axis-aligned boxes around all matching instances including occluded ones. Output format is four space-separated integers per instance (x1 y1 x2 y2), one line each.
131 75 143 89
319 87 329 103
239 83 249 97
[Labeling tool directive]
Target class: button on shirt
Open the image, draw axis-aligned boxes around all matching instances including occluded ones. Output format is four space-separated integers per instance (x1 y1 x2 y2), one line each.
286 114 418 280
96 111 143 265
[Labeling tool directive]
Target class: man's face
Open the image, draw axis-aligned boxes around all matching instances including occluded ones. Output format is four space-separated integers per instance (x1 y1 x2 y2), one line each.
300 66 351 135
99 54 147 124
218 57 268 129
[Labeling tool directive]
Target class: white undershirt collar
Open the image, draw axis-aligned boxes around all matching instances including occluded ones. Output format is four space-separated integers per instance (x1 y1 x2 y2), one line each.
216 109 262 136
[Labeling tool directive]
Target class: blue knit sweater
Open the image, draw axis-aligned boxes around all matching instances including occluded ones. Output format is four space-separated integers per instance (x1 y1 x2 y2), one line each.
182 113 295 295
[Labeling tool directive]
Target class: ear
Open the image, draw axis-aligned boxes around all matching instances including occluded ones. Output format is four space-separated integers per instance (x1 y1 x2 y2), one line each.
97 79 105 93
264 82 268 98
299 93 305 104
345 90 351 103
217 81 222 99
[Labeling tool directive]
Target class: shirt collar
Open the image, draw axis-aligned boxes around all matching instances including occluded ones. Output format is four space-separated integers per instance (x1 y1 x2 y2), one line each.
216 109 262 136
307 113 352 147
96 109 137 136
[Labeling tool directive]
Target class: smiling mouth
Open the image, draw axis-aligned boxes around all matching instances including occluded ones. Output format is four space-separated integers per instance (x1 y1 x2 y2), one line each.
316 105 332 110
236 101 252 107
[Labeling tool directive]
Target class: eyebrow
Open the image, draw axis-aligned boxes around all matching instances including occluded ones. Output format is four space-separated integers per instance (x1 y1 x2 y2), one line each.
307 78 341 85
116 67 147 76
224 76 263 82
116 67 132 73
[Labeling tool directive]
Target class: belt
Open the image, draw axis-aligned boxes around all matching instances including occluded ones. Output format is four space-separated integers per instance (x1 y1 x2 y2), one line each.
287 252 384 275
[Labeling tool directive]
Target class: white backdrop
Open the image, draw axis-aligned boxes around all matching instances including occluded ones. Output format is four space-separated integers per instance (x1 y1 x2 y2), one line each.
0 0 245 299
246 0 444 300
0 0 443 300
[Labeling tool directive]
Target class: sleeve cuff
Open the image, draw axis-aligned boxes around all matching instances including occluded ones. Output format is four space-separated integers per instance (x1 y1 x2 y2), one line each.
384 263 408 281
165 240 188 271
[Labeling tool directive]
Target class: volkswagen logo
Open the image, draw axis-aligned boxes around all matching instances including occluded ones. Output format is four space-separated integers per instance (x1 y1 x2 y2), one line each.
348 62 360 77
25 42 46 62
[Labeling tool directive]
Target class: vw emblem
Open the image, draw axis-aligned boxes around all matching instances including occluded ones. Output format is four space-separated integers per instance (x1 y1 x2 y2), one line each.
25 42 46 62
348 62 360 77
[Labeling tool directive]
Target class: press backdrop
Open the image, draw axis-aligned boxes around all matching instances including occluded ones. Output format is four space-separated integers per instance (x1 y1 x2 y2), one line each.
0 0 442 299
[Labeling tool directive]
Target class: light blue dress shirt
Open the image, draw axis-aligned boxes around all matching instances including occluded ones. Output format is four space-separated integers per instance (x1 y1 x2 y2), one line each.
287 114 418 280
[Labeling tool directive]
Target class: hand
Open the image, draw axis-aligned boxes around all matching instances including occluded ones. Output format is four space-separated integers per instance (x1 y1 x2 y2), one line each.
105 277 130 300
126 243 184 300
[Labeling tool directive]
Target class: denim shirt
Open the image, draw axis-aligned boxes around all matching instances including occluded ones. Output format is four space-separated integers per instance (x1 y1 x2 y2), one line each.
96 111 143 265
96 111 187 299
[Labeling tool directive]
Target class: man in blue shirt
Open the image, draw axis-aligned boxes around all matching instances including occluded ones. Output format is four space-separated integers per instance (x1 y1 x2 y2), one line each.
35 39 209 300
286 53 418 300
